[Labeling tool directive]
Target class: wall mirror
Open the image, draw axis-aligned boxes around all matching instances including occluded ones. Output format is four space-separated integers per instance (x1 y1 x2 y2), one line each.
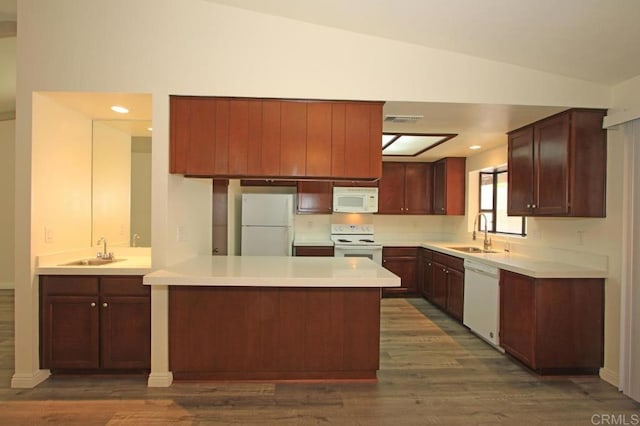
92 119 152 247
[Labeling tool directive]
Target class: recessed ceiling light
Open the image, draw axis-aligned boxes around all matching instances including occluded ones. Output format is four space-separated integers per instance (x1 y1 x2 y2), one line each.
111 105 129 114
382 133 457 156
469 145 481 150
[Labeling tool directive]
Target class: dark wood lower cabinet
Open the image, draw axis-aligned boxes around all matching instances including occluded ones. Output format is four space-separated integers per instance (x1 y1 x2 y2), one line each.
382 247 418 297
499 270 604 374
169 286 381 380
424 252 464 322
40 275 150 372
294 246 335 256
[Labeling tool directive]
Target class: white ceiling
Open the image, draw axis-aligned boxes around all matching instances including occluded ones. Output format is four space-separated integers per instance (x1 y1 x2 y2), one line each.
2 0 637 159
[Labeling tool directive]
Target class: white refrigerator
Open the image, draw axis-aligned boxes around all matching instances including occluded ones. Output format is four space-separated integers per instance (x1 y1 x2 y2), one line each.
241 194 294 256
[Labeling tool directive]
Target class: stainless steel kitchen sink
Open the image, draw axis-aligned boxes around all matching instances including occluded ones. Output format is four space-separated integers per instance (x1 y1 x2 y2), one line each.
446 246 499 254
60 258 126 266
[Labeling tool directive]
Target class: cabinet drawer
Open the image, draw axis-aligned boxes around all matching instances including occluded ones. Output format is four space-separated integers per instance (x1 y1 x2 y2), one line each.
100 276 149 296
420 248 433 260
294 246 335 256
40 276 99 296
383 247 418 257
432 252 464 271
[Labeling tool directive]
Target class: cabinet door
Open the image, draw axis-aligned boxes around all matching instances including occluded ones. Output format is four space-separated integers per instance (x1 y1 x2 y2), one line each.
306 102 332 177
294 246 335 256
41 295 99 369
431 261 448 308
507 126 535 216
534 113 570 215
378 162 405 214
228 99 250 175
500 270 536 367
423 259 434 300
169 96 190 174
432 161 446 214
297 181 333 214
100 295 151 370
382 248 417 296
186 97 217 176
280 101 307 177
404 163 431 214
261 101 281 176
446 268 464 322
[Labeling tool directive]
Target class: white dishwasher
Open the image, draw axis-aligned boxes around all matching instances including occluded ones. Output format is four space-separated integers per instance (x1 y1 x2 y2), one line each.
463 259 503 352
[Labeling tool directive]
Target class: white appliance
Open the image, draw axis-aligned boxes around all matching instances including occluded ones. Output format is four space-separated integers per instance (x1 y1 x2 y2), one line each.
333 187 378 213
463 259 503 352
241 194 294 256
331 224 382 265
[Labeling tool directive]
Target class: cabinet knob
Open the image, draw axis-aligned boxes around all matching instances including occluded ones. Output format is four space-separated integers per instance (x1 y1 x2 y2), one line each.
102 302 108 308
445 270 449 274
442 268 446 272
427 262 431 266
441 207 445 211
526 204 531 208
90 302 96 307
532 204 537 208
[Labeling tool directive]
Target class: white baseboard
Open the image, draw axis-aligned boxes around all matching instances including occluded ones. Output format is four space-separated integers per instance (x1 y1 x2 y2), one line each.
147 371 173 387
11 369 50 388
599 367 619 388
0 282 14 290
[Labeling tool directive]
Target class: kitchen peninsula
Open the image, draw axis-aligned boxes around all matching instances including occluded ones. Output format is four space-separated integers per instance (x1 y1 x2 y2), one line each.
143 255 400 384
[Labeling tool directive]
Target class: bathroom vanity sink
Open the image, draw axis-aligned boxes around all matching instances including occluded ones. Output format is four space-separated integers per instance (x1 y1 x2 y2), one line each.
60 258 127 266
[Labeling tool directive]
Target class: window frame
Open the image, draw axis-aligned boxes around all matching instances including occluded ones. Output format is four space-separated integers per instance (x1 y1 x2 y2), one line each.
478 170 526 237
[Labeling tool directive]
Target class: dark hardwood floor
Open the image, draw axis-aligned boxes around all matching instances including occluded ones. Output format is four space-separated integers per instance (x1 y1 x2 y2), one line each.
0 289 637 424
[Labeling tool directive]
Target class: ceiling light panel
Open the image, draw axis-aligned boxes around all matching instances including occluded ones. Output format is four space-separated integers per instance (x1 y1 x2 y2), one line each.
383 134 456 156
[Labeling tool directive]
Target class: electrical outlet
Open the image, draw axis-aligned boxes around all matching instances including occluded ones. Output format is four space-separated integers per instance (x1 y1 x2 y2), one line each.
44 226 54 243
177 226 186 242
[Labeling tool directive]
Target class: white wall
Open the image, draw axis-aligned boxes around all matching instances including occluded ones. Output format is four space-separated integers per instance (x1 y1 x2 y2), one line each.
13 0 627 387
0 119 14 288
92 122 131 248
32 93 92 255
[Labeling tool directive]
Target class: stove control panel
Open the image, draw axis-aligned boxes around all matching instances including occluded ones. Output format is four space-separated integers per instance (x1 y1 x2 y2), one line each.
331 224 374 235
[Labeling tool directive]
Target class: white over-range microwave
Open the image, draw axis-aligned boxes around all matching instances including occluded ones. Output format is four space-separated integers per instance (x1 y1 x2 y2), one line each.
333 187 379 213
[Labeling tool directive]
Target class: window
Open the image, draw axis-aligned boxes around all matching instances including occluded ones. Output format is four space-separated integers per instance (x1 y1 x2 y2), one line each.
479 170 526 236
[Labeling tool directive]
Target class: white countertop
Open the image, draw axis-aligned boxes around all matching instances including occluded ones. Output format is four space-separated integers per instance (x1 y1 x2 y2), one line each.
36 249 152 276
419 242 607 279
143 255 400 287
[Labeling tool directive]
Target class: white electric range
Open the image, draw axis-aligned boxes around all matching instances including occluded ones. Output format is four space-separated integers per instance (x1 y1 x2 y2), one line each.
330 224 382 265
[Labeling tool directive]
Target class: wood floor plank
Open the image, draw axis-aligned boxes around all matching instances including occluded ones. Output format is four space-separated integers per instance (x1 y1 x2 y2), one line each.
0 290 637 424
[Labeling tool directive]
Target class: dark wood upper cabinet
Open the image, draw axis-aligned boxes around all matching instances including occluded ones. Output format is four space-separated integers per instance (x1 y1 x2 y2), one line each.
306 102 333 177
186 97 217 176
297 181 333 214
170 96 384 180
378 162 431 214
432 157 465 215
280 101 307 176
507 108 607 217
378 162 405 214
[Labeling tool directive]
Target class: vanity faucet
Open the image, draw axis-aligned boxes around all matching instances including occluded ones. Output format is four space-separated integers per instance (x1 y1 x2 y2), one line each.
96 237 111 259
472 213 492 251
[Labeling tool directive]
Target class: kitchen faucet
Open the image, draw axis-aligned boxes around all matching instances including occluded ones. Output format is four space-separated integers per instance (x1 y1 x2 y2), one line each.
472 213 492 251
96 237 112 259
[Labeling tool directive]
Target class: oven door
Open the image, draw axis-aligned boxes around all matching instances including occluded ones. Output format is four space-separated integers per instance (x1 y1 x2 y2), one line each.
334 245 382 265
